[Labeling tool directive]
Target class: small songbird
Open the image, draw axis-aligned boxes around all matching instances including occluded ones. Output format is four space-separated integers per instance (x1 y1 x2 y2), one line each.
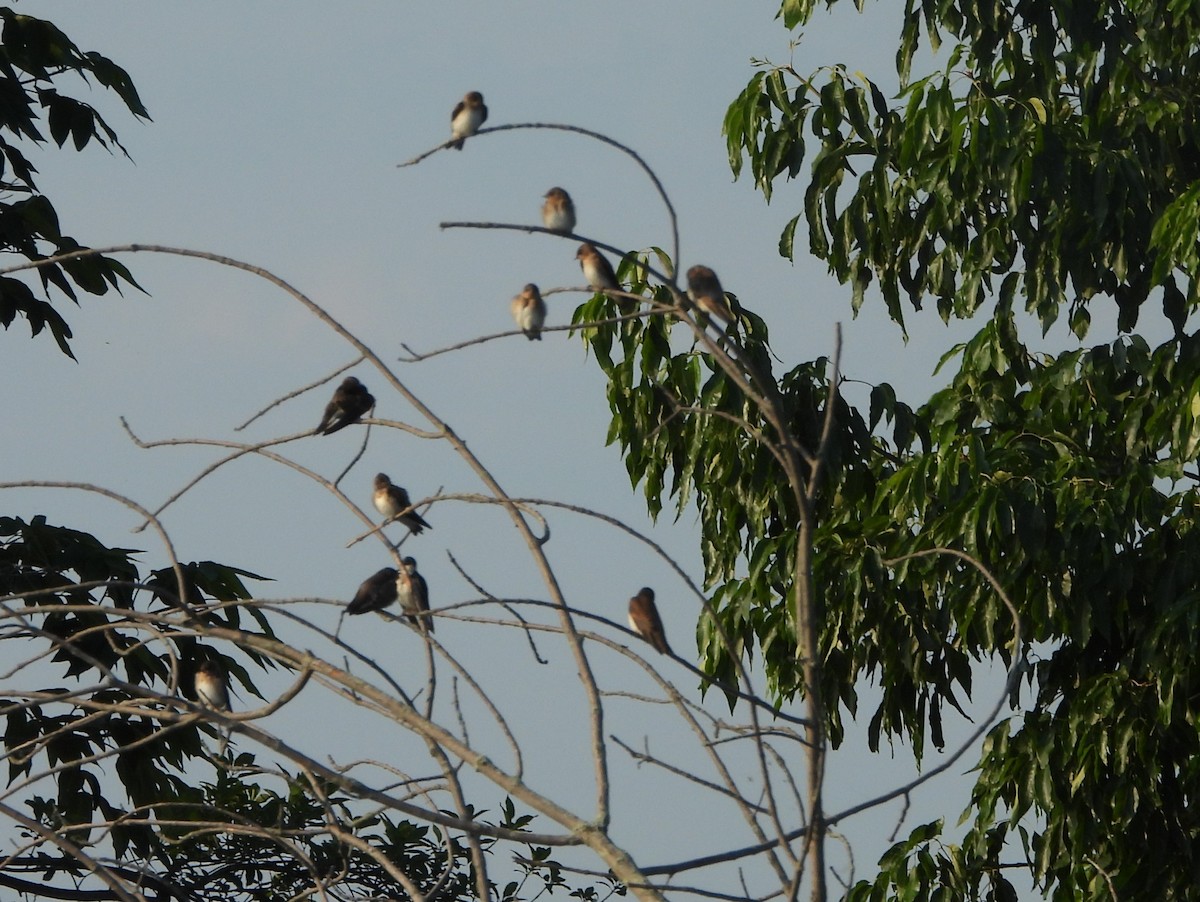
316 376 375 435
628 587 672 655
396 556 432 634
510 283 547 340
685 265 734 323
373 473 432 535
194 659 230 711
347 566 400 615
194 658 231 753
578 243 633 315
450 91 487 150
541 187 576 234
576 242 619 293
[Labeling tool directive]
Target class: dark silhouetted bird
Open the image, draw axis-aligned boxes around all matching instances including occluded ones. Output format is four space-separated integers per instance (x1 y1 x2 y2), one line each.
628 587 671 655
450 91 487 149
397 556 432 634
317 376 375 435
686 264 734 323
510 283 547 340
541 187 576 234
373 473 432 534
347 567 400 615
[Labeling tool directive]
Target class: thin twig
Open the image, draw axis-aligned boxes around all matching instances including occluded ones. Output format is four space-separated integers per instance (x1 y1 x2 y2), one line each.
235 357 364 431
400 121 680 274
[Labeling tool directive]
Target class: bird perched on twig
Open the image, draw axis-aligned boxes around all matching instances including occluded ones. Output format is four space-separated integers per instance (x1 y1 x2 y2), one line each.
316 376 375 435
577 243 633 314
397 557 432 634
685 264 735 325
194 658 231 754
510 283 547 341
627 587 671 655
373 473 432 535
194 659 230 711
541 187 576 234
347 566 399 615
577 242 618 293
450 91 487 150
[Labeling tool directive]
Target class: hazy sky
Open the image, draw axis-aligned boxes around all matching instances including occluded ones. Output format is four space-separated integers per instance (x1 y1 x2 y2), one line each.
4 3 1054 895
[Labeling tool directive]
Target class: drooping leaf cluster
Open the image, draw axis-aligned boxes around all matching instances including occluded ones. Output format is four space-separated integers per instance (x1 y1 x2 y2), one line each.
728 0 1200 337
0 8 146 358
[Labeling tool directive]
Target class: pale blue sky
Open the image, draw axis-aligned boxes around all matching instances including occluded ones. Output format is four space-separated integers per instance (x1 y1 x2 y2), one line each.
5 3 1049 896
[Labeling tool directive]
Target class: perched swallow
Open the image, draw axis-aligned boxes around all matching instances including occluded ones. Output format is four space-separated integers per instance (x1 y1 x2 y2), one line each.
347 566 400 615
317 376 375 435
194 658 231 753
373 473 432 534
686 265 734 323
450 91 487 150
397 556 433 634
541 187 576 234
510 283 547 340
628 587 671 655
577 242 633 314
194 659 230 711
576 242 619 292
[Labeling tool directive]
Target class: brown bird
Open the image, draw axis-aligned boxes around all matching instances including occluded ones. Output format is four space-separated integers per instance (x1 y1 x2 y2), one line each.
194 659 230 711
450 91 487 150
541 187 576 234
397 557 432 634
373 473 432 534
628 587 671 655
577 243 633 314
347 567 400 615
316 376 375 435
685 265 734 323
510 283 547 340
194 658 231 754
577 242 619 292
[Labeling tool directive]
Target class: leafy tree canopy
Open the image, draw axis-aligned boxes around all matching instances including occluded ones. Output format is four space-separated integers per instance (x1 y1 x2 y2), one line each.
576 0 1200 897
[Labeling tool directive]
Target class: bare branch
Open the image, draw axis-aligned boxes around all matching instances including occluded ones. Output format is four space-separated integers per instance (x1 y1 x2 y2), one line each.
400 121 680 273
234 357 364 431
398 302 652 362
610 735 770 815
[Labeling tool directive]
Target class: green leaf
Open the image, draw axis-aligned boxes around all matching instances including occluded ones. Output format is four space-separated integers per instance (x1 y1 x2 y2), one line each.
779 214 800 260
